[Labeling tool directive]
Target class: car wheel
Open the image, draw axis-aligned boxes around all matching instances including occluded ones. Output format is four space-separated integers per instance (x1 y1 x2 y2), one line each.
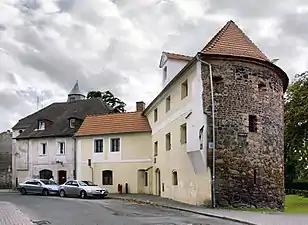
59 190 66 198
80 190 87 199
20 188 26 195
42 189 49 196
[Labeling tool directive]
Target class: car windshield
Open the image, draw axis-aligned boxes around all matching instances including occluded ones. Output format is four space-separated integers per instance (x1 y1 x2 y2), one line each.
40 179 57 185
82 181 96 186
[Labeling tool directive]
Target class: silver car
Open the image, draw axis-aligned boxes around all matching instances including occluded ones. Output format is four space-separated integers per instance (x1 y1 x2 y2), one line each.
18 179 59 196
58 180 108 199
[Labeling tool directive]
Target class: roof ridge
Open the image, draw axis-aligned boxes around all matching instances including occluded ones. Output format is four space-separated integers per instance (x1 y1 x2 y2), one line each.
86 111 142 117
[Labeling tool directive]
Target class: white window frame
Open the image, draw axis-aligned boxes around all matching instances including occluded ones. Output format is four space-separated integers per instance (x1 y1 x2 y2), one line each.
93 138 104 153
69 118 76 128
109 138 121 152
40 142 47 156
58 141 65 155
38 121 45 130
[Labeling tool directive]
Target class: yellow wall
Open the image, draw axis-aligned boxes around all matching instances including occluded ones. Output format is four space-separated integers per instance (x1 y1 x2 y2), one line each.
145 63 212 205
77 132 153 194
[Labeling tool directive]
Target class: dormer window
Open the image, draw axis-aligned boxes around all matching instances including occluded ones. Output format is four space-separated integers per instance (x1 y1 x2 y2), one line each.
163 66 167 81
38 121 45 130
70 118 76 128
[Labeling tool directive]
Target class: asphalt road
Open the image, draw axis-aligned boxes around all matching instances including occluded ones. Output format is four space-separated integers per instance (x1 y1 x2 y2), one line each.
0 193 245 225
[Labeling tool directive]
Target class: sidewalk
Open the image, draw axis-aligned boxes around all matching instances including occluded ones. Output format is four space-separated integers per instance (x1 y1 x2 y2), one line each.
109 193 308 225
0 201 33 225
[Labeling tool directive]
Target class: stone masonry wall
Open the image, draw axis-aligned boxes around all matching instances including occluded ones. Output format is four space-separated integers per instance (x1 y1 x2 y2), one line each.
201 57 285 210
0 131 12 189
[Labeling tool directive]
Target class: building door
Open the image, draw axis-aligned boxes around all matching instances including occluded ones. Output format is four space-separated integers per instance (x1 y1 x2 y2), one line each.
39 169 52 179
155 168 161 196
58 170 67 185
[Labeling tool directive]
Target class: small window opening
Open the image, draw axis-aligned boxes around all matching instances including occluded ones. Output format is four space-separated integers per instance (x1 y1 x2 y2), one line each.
163 66 167 81
253 169 257 185
165 96 171 112
180 123 187 144
258 82 266 92
172 171 178 185
154 108 158 122
165 133 171 151
154 141 158 156
248 115 257 132
145 172 148 186
102 170 113 185
181 80 188 99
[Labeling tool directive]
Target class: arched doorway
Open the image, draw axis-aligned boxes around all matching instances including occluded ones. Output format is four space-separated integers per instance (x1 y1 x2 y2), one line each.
39 169 52 179
58 170 67 185
155 168 161 196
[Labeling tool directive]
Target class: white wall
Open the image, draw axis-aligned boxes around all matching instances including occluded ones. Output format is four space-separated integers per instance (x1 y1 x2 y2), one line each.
12 130 75 183
162 59 189 88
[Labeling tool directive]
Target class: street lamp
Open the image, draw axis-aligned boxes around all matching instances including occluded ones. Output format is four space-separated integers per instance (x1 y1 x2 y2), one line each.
196 53 216 208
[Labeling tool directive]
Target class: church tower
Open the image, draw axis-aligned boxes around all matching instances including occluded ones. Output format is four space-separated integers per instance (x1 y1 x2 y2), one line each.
67 81 86 102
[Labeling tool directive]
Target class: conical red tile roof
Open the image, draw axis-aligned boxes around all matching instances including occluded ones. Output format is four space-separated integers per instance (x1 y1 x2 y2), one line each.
201 20 269 61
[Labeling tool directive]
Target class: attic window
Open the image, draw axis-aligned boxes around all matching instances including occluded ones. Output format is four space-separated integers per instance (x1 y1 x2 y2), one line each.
19 130 23 134
70 118 76 128
38 121 45 130
163 66 167 81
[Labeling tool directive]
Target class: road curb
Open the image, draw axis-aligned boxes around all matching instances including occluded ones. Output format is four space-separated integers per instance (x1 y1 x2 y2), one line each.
110 196 257 225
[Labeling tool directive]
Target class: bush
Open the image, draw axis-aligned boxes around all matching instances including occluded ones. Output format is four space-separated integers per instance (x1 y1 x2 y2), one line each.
287 180 308 190
285 189 308 197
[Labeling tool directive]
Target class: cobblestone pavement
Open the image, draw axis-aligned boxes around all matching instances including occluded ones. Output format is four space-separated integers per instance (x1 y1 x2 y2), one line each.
0 201 33 225
0 192 245 225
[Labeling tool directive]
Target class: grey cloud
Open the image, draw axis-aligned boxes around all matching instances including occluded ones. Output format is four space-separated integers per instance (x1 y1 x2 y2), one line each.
57 0 75 12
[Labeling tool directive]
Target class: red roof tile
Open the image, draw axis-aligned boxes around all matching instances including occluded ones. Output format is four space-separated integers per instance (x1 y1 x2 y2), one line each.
201 20 269 61
76 112 151 136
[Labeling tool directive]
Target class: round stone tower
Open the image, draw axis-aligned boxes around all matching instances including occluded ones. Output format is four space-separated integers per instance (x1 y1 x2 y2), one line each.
200 21 289 210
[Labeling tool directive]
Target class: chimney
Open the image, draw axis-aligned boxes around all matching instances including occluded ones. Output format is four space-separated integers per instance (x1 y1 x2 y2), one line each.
136 101 145 112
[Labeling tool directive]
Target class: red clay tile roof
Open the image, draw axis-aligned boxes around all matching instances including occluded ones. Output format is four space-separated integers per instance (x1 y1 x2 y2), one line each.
201 20 269 61
163 52 193 61
76 112 151 136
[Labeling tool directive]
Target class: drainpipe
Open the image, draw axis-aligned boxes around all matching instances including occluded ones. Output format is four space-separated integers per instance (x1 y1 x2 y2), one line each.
196 53 216 208
73 136 77 179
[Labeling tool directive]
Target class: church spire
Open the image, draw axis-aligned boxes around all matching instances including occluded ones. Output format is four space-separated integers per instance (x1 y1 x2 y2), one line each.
67 80 85 102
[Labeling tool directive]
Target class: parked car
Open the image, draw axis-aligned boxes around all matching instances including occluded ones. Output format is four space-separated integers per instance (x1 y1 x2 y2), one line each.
58 180 108 199
18 179 59 196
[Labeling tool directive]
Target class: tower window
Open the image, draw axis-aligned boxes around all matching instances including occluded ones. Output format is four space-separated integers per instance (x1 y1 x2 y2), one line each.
165 96 171 112
172 170 178 185
253 169 257 185
249 115 257 132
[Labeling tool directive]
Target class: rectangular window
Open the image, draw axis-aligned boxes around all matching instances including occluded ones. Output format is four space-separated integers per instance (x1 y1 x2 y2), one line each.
58 142 65 154
163 66 167 81
165 133 171 151
102 170 113 185
165 96 171 112
70 119 76 128
145 172 148 186
41 143 47 155
181 80 188 99
154 141 158 156
94 139 103 153
249 115 257 132
110 138 120 152
154 108 158 122
180 123 187 144
38 121 45 130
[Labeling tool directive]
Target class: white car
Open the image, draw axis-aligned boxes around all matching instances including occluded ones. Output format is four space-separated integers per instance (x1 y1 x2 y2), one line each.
58 180 108 199
17 179 59 196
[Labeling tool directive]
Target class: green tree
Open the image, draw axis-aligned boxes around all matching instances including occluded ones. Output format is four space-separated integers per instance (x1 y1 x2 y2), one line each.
87 90 126 113
285 71 308 184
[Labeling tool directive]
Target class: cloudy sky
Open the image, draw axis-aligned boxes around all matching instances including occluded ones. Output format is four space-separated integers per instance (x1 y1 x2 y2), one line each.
0 0 307 131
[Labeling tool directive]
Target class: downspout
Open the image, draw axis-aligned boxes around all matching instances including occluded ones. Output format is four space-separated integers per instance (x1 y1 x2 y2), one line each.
73 136 77 179
196 53 216 208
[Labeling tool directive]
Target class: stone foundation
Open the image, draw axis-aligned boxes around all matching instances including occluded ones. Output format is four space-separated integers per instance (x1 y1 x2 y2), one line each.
201 56 285 210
